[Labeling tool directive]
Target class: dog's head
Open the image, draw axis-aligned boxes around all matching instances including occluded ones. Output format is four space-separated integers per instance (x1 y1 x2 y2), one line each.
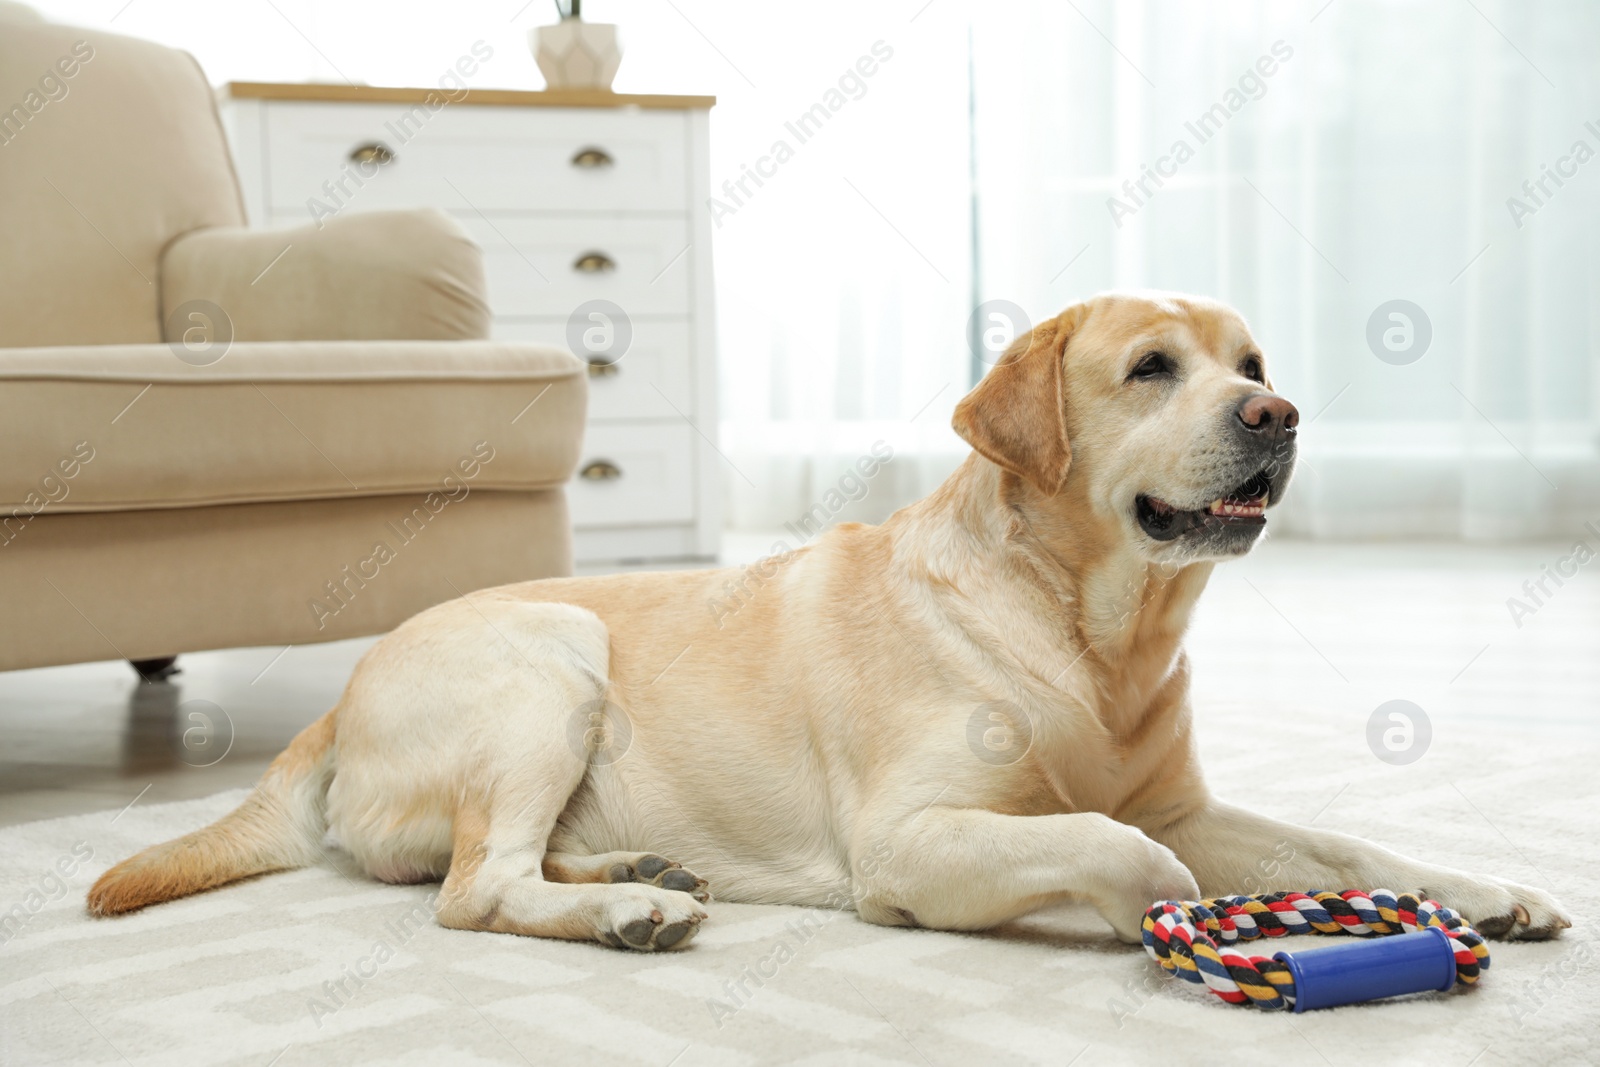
952 291 1296 563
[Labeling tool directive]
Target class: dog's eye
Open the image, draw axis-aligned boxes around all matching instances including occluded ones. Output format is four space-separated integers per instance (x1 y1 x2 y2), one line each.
1129 352 1174 380
1241 356 1264 383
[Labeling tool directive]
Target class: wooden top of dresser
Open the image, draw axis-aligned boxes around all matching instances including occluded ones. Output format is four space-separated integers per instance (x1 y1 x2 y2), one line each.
222 83 715 110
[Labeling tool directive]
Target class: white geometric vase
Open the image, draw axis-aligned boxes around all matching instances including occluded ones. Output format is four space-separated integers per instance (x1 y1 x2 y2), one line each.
531 19 622 91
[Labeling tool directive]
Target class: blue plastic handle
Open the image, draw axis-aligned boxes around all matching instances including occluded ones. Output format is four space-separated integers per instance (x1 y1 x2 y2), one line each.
1273 926 1456 1012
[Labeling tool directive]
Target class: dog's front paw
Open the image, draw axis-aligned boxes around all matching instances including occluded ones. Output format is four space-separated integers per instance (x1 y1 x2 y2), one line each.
1092 821 1201 945
1422 876 1571 941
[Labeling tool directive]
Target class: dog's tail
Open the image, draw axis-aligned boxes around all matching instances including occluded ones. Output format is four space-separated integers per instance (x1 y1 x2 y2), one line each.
88 710 338 916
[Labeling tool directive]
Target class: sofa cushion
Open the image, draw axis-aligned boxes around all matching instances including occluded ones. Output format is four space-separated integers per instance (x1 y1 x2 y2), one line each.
0 341 587 514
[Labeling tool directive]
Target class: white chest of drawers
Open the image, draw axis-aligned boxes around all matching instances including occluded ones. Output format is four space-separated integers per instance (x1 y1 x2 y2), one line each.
217 83 720 565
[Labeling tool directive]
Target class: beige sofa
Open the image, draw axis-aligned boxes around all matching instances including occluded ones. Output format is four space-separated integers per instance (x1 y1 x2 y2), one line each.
0 10 587 673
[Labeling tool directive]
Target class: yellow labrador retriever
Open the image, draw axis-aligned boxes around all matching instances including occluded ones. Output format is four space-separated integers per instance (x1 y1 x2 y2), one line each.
90 291 1569 951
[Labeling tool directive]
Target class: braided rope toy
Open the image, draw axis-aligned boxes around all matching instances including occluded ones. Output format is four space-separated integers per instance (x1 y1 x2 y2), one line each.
1142 889 1491 1011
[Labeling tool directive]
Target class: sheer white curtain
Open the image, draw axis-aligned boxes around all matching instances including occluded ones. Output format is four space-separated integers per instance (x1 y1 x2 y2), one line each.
40 0 1600 539
968 0 1600 540
717 0 1600 540
675 5 977 533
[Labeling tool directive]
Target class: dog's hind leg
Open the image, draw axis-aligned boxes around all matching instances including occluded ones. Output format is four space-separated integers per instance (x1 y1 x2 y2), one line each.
436 788 707 950
414 601 706 950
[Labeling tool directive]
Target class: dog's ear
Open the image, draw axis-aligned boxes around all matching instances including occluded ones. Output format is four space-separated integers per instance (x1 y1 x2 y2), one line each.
952 305 1083 496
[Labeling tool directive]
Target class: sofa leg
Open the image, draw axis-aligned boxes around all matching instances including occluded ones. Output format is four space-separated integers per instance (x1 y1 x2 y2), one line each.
130 656 180 682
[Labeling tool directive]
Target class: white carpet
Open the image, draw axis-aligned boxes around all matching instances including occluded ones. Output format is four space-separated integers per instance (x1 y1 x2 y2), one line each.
2 753 1596 1067
6 550 1600 1065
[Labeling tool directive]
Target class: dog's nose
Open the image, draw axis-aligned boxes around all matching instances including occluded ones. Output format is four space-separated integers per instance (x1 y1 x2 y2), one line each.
1236 393 1299 436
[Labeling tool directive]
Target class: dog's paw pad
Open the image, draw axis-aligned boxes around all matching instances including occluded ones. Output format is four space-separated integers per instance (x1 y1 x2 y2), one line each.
600 892 705 952
1476 913 1515 939
1436 880 1572 942
635 855 672 879
661 869 698 892
656 921 695 949
605 854 711 900
620 915 660 947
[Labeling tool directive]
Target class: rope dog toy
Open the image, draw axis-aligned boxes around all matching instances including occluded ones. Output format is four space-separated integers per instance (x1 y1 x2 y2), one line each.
1142 889 1491 1011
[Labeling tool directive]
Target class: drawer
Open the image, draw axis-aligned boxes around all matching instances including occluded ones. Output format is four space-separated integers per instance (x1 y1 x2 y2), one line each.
264 213 693 316
494 319 693 421
571 423 694 527
262 102 687 215
464 216 692 318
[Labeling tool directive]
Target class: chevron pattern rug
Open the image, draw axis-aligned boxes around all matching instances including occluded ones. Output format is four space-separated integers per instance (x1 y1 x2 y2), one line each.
7 547 1600 1065
3 741 1596 1067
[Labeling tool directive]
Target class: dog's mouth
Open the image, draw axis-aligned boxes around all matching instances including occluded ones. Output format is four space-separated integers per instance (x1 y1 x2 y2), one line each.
1135 469 1273 542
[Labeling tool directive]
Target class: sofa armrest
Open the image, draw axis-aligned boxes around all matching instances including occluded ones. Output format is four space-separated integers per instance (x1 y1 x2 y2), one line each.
160 209 490 343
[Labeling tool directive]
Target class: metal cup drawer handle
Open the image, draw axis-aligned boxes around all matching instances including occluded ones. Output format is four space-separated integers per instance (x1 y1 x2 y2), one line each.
586 355 620 378
348 142 394 166
571 146 614 168
573 252 615 274
580 460 623 481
